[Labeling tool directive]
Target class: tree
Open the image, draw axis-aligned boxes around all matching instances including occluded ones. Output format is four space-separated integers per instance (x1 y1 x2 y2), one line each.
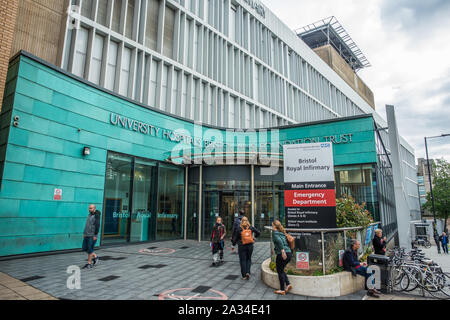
336 195 374 229
423 159 450 232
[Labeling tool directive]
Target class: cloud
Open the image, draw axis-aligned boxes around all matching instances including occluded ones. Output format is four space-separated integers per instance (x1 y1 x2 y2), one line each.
380 0 450 32
261 0 450 162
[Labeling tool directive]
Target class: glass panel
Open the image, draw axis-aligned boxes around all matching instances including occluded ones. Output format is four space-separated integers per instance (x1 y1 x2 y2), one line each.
130 159 157 242
187 180 199 240
73 27 89 78
89 34 104 85
106 40 118 91
119 46 131 97
202 166 251 241
102 152 133 245
255 166 284 239
157 164 184 240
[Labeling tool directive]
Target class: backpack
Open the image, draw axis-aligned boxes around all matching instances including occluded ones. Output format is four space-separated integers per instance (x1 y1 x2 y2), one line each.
241 227 254 245
285 233 295 250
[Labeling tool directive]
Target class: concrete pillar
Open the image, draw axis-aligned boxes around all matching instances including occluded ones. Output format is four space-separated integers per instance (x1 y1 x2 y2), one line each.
386 105 412 249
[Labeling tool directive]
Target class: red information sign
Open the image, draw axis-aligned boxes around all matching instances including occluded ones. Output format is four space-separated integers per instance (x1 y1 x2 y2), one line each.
54 189 62 200
296 252 309 270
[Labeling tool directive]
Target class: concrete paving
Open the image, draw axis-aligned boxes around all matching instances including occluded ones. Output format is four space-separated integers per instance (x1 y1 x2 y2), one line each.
0 240 366 300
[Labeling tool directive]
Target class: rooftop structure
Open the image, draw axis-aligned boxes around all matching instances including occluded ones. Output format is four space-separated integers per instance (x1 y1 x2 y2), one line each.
296 16 371 72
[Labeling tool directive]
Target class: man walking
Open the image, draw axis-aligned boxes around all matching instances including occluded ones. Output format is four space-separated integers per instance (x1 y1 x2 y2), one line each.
82 204 101 269
433 230 441 254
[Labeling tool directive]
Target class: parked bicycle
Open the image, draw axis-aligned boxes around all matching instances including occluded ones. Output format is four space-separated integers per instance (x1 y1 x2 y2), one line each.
412 236 431 249
388 247 450 300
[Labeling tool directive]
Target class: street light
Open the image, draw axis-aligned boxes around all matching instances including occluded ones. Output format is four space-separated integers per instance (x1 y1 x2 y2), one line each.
424 134 450 229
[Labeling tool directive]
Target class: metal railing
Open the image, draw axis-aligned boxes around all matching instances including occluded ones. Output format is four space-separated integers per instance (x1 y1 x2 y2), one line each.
265 222 381 275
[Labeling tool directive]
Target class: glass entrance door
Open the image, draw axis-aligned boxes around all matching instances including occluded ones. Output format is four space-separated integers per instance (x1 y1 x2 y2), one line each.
203 190 251 241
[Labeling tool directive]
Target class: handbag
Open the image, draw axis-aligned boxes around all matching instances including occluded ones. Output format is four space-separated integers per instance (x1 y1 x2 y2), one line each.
285 233 295 250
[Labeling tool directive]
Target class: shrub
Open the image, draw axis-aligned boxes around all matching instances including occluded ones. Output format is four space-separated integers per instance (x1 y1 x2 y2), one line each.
336 195 374 229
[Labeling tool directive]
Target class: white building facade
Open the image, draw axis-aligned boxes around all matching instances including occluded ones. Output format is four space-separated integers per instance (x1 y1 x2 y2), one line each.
59 0 420 230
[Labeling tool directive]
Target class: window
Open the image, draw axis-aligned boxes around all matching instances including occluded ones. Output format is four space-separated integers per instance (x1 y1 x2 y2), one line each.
157 164 184 240
106 41 118 91
89 34 104 85
73 27 89 78
102 152 184 244
119 46 132 97
149 59 158 107
161 64 169 110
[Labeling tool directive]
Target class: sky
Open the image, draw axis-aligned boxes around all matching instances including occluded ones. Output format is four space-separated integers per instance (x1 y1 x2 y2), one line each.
261 0 450 163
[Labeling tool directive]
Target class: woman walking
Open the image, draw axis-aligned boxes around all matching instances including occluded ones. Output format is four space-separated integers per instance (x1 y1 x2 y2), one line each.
210 216 226 266
232 216 260 280
272 220 293 295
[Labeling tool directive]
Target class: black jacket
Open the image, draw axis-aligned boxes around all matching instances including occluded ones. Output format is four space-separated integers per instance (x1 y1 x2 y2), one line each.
343 248 361 273
372 235 386 255
232 225 260 246
210 223 226 243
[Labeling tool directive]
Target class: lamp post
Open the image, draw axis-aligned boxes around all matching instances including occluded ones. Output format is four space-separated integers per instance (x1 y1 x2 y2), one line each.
424 134 450 228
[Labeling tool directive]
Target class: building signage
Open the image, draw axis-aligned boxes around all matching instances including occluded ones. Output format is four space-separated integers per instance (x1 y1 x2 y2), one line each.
296 252 309 270
109 113 354 151
242 0 265 18
283 142 337 229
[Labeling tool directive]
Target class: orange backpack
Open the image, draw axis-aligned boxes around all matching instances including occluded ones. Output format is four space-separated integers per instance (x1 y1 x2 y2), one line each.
241 227 255 245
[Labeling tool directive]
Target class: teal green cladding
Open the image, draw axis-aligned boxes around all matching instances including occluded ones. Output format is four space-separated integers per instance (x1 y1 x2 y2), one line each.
0 53 378 257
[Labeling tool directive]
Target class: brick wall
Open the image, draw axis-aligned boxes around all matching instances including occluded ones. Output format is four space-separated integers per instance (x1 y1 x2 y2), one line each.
0 0 19 112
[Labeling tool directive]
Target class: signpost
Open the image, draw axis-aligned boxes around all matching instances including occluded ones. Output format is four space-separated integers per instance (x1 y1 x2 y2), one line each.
283 142 337 229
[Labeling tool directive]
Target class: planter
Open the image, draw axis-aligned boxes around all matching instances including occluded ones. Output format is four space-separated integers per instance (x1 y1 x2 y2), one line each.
261 258 365 297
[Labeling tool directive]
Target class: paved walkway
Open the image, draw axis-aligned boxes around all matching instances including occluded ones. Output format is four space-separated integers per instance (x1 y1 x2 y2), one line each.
0 272 58 300
0 240 366 300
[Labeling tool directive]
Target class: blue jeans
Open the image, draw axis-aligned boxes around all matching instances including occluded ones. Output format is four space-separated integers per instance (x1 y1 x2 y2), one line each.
442 243 448 254
238 243 253 277
82 237 97 254
355 266 376 290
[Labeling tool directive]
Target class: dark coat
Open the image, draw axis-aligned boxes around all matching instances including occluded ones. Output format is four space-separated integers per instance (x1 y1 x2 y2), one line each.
343 248 361 273
372 235 386 255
